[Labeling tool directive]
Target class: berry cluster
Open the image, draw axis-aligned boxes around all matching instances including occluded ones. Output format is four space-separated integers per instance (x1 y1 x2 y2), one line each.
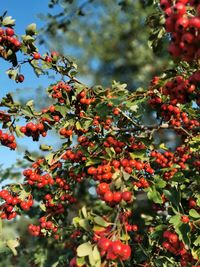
162 230 196 266
0 27 21 55
87 164 113 181
161 103 199 129
162 75 196 104
151 147 191 179
96 182 133 204
20 122 47 141
59 127 73 138
0 130 16 150
48 81 72 104
76 89 96 106
0 111 11 123
97 238 131 261
28 217 58 237
103 136 125 154
133 176 150 188
23 169 54 187
160 0 200 61
41 105 62 124
0 189 33 220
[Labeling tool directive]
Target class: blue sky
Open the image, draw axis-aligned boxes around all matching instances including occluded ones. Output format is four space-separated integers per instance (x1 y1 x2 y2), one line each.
0 1 62 169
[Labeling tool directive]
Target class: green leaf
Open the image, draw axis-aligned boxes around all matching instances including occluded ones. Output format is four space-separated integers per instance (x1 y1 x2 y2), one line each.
105 147 116 158
92 245 101 262
79 219 91 231
94 216 110 227
72 216 81 227
40 144 53 151
24 150 35 162
189 209 200 219
0 219 2 235
154 178 166 189
45 153 54 164
147 186 162 204
55 105 69 117
40 203 46 212
169 215 190 247
15 125 24 137
6 239 19 256
26 23 37 35
169 214 181 227
86 158 102 167
2 16 15 26
122 170 131 181
81 206 87 218
130 150 147 160
77 242 92 257
88 253 95 266
26 100 34 108
6 69 18 80
22 35 35 43
194 236 200 247
164 187 180 212
76 257 86 265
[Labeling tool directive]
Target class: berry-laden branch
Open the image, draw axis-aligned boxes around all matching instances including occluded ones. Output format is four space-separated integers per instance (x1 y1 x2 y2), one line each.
0 1 200 266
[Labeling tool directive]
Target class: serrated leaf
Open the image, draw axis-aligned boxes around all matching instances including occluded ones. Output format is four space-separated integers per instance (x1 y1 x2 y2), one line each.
77 242 92 257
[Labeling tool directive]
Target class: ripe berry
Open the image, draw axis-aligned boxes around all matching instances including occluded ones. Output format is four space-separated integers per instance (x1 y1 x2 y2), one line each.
17 74 25 83
6 28 15 36
33 52 41 60
181 215 189 223
122 191 132 202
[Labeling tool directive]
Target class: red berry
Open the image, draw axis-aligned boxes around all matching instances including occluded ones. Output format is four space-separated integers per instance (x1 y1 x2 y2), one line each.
181 215 189 223
6 28 15 36
33 52 41 60
122 191 132 202
17 74 25 83
104 191 113 202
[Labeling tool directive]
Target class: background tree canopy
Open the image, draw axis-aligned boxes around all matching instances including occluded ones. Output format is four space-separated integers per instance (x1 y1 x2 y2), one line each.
40 0 170 89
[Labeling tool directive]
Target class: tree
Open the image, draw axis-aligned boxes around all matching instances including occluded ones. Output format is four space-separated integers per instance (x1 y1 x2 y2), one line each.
0 0 200 266
40 0 169 89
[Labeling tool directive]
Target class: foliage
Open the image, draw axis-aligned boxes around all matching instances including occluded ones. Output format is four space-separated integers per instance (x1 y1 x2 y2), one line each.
0 1 200 267
40 0 170 89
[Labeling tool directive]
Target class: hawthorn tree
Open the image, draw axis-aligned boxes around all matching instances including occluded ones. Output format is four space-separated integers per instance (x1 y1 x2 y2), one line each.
0 0 200 267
